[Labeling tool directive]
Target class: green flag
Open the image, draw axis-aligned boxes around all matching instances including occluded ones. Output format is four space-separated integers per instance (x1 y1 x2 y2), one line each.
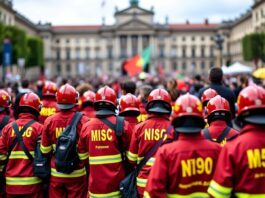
141 47 151 70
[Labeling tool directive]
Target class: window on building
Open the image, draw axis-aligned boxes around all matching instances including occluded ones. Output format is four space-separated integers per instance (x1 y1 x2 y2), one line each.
172 36 177 42
192 46 196 58
76 48 81 60
66 48 71 60
132 35 138 56
192 61 196 69
210 36 214 41
56 39 60 44
95 48 100 59
201 46 205 58
201 36 205 41
56 49 60 60
120 35 127 58
256 12 259 21
192 36 195 41
182 37 186 41
56 64 61 74
210 61 215 68
159 35 165 41
86 48 90 59
108 62 113 72
66 39 70 44
182 62 186 70
182 46 186 58
159 45 165 58
172 62 177 70
86 38 90 43
171 46 177 57
261 9 264 18
210 46 215 57
143 35 150 49
108 46 113 59
76 38 80 44
66 64 71 73
201 61 205 69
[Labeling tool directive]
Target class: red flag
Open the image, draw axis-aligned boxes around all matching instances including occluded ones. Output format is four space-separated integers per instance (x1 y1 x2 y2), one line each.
124 55 144 77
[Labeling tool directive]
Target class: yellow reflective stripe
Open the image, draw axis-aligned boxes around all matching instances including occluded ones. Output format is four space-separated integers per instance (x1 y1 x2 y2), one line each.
0 165 4 172
167 192 209 198
136 177 147 188
89 154 122 165
137 157 155 166
235 193 265 198
143 191 151 198
78 152 88 160
9 151 34 159
127 151 138 162
52 144 56 151
40 144 52 154
89 191 121 198
6 177 41 185
208 180 232 198
0 154 7 161
51 168 86 178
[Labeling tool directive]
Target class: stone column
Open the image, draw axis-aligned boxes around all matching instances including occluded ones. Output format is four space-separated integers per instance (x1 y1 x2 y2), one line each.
127 36 132 57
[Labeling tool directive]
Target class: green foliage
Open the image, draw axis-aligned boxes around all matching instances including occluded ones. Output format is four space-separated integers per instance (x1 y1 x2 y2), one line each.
27 36 44 68
0 23 44 68
242 33 265 64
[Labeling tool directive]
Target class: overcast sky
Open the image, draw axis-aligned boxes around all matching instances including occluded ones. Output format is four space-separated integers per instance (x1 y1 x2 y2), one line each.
13 0 253 25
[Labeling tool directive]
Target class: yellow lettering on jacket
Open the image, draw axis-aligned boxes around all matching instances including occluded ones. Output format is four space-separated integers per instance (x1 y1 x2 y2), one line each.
40 107 56 117
181 157 213 177
144 128 166 141
91 129 113 141
55 127 65 138
11 127 33 137
247 148 265 169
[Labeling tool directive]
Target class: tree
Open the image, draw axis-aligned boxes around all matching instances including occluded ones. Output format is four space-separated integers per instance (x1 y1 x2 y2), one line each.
27 36 44 68
242 33 265 68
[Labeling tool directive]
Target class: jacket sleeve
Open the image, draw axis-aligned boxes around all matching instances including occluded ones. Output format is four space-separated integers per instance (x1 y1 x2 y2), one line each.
144 147 167 198
40 118 53 155
208 145 233 198
127 125 139 165
77 124 89 165
0 126 8 172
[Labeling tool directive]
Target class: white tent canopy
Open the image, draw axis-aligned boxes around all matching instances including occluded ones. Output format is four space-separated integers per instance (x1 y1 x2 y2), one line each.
223 62 253 75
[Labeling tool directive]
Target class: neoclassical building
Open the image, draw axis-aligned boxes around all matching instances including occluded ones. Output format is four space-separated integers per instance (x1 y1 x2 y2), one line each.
0 0 264 78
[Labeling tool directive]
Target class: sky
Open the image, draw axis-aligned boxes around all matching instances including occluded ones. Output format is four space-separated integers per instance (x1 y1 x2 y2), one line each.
13 0 254 25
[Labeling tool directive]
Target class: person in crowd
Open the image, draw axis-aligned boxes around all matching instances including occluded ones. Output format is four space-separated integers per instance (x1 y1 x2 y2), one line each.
137 85 152 123
80 90 96 118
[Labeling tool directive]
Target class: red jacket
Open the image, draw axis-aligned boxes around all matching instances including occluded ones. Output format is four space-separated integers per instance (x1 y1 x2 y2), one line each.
203 120 239 146
144 133 221 198
81 106 96 119
128 115 174 197
0 113 43 195
39 97 59 124
208 124 265 198
40 109 89 183
78 115 133 198
124 116 138 131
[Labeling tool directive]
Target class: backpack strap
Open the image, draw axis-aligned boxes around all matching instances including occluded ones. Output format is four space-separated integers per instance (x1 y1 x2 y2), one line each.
11 120 36 161
135 125 173 175
0 115 10 136
203 128 212 140
61 112 83 136
216 126 231 143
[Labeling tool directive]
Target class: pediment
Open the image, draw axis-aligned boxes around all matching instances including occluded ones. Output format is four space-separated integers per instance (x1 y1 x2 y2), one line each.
117 19 153 30
115 6 154 16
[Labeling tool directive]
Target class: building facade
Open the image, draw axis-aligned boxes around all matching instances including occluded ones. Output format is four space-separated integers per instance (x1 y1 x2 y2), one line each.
1 0 265 78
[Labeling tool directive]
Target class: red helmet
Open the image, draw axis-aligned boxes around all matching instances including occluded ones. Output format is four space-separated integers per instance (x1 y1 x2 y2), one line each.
119 93 140 116
0 90 11 111
172 93 205 133
201 88 218 106
81 90 96 104
19 92 42 113
43 81 58 97
94 86 117 114
56 84 79 110
237 85 265 124
146 89 172 114
206 95 231 119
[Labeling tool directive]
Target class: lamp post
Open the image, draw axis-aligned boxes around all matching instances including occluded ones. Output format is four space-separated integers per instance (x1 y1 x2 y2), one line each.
214 33 224 68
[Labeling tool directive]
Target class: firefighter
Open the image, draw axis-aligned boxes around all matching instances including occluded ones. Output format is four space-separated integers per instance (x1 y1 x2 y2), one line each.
208 85 265 197
119 93 140 130
137 85 152 123
40 84 88 198
0 92 44 198
78 86 133 198
144 93 221 197
39 81 59 124
128 88 174 197
201 88 218 107
203 95 239 146
0 90 13 198
80 90 96 118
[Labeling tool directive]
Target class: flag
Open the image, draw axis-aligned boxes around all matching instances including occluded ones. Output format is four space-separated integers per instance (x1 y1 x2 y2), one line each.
124 47 151 77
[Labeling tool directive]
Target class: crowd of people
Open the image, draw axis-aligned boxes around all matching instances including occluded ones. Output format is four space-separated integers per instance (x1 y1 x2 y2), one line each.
0 66 264 198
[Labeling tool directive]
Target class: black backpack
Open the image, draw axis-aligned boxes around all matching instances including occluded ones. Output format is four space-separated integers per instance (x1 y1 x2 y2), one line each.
0 115 10 136
54 112 83 174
